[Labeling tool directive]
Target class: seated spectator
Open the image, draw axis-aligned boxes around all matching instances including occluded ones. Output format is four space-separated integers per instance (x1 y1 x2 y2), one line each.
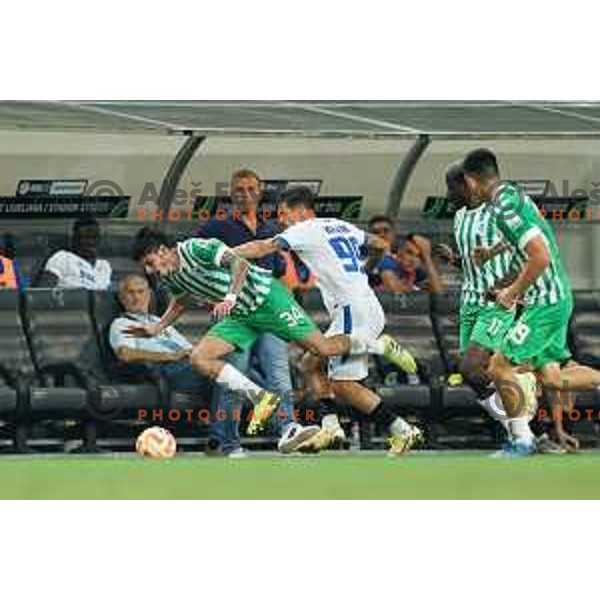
379 234 444 293
365 215 397 289
109 274 242 457
34 217 112 289
0 234 24 289
367 214 396 250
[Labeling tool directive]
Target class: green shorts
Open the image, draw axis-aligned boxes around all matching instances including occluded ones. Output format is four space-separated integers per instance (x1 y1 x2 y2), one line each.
500 297 573 370
459 302 516 354
206 280 318 351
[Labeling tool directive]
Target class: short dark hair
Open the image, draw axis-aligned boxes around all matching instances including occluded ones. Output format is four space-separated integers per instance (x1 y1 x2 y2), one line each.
462 148 499 179
279 186 316 211
368 214 394 230
131 227 172 261
445 162 466 198
73 216 99 234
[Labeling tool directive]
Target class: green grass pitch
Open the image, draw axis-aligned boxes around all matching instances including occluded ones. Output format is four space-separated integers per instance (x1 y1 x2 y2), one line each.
2 452 600 499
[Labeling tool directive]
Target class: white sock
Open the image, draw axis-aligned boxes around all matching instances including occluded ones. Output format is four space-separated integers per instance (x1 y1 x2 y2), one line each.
477 392 511 437
366 338 385 355
348 335 384 356
508 418 535 445
322 414 341 430
389 416 412 436
216 364 264 405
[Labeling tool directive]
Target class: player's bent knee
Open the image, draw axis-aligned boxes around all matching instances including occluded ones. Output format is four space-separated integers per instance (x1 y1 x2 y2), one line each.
487 352 509 379
459 347 493 394
190 347 212 376
300 351 323 374
541 370 563 392
331 380 360 395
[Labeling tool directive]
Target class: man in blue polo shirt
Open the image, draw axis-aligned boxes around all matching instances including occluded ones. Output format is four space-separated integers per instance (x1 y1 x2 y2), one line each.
193 168 299 451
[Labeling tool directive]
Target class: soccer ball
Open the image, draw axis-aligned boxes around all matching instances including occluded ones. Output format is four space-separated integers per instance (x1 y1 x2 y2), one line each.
136 427 177 459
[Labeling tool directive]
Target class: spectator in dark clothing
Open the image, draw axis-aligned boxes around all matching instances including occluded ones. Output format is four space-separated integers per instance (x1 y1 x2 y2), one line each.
367 214 445 293
366 215 396 289
195 207 285 275
367 215 396 249
193 168 296 439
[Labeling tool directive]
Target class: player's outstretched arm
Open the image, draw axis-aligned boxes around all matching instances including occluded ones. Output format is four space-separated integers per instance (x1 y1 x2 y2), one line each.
234 238 280 260
117 346 190 364
495 235 550 309
211 250 252 319
124 296 189 338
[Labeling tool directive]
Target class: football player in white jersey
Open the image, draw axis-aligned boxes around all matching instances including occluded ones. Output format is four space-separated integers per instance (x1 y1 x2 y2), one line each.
235 186 422 456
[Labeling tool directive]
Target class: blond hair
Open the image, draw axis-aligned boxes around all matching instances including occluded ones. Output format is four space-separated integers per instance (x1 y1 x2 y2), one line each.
231 168 261 186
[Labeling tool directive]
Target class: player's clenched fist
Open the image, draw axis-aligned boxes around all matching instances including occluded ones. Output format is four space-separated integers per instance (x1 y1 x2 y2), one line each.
212 294 237 320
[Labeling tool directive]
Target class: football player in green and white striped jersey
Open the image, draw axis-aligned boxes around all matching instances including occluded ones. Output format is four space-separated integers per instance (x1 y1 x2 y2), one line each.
447 163 541 449
462 148 600 455
126 227 413 445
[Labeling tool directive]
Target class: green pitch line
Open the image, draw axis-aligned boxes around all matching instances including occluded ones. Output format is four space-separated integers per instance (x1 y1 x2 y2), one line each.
2 452 600 499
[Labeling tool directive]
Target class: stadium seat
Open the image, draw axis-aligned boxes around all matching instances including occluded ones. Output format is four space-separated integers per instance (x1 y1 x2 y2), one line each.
374 292 442 411
22 289 100 449
0 290 30 450
570 291 600 369
430 291 479 409
90 291 165 419
23 289 163 451
566 291 600 412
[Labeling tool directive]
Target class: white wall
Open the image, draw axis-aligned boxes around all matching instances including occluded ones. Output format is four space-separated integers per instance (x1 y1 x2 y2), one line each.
1 130 598 287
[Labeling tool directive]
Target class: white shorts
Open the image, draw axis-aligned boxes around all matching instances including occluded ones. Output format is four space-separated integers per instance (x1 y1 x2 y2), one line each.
325 296 385 381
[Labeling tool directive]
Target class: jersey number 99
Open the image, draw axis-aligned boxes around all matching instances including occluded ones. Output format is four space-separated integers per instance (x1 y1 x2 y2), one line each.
328 236 364 273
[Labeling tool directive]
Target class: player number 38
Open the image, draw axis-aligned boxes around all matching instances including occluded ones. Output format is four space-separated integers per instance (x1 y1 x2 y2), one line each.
279 306 305 328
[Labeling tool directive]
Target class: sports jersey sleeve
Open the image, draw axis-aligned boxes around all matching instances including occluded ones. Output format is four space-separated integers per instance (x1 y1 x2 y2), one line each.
495 192 543 251
274 222 313 252
164 278 188 301
183 238 228 267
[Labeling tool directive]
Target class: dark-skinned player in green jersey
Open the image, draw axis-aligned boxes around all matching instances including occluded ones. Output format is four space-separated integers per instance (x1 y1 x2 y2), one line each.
462 149 600 456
